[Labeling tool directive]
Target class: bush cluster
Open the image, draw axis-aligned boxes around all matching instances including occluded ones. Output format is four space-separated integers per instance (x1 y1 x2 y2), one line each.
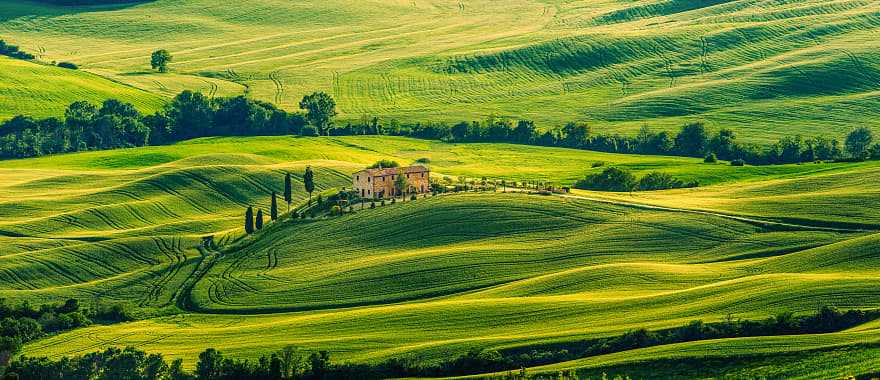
5 307 874 379
574 167 697 192
0 92 305 159
2 90 877 166
0 298 130 358
0 40 34 60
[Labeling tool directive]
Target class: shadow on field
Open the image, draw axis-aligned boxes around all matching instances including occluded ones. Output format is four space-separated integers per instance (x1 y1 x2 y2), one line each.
0 1 152 22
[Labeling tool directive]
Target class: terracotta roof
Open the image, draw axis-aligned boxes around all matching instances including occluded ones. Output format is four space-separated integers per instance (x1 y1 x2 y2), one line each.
355 165 429 177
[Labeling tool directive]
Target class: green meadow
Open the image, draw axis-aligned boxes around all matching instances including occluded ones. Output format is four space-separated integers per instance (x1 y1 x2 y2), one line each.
0 135 875 378
2 0 879 141
2 0 880 378
0 56 164 119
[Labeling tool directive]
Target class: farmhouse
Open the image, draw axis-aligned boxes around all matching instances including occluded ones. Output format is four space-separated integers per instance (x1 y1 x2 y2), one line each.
353 165 430 199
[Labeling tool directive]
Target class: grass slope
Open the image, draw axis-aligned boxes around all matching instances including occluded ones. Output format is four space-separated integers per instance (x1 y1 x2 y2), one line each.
0 136 876 374
2 0 879 140
20 193 880 370
0 56 164 120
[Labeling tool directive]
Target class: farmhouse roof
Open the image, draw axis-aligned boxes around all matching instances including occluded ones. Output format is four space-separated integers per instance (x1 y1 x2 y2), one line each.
355 164 429 177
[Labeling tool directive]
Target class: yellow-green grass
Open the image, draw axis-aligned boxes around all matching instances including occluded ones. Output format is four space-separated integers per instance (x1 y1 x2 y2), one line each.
3 1 880 141
0 136 876 310
466 330 880 379
0 56 164 120
20 193 880 368
188 193 857 313
2 135 878 374
571 158 880 228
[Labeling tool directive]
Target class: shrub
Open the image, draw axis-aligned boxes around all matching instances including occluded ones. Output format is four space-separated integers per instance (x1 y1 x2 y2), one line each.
57 62 78 70
415 157 431 164
370 202 376 209
637 172 685 191
731 158 745 166
367 159 400 169
871 144 880 160
574 167 637 192
704 152 718 163
591 161 605 168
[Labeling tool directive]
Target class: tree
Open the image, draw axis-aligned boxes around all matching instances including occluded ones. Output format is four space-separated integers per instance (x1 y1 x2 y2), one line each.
196 348 224 380
255 209 264 230
704 152 718 163
708 128 737 159
270 192 278 221
512 120 537 144
284 173 292 212
308 351 331 380
675 122 710 157
638 172 686 191
303 166 315 205
561 122 590 148
394 171 409 200
574 167 637 192
150 49 172 73
299 92 337 135
245 206 254 234
165 90 213 140
845 127 874 160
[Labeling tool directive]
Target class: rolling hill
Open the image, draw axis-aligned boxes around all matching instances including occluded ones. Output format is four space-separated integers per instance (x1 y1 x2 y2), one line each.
1 0 879 141
0 135 876 378
0 56 165 120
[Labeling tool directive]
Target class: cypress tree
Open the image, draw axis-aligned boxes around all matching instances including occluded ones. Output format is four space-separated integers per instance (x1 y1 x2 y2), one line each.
245 206 254 234
303 166 315 205
271 191 278 221
256 209 264 230
283 173 292 212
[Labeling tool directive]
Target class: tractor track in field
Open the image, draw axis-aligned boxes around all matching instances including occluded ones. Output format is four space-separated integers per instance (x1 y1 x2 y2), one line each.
554 192 876 233
167 191 874 316
268 71 284 104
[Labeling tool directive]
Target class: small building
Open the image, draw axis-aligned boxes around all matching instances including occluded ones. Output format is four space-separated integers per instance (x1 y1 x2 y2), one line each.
352 165 430 199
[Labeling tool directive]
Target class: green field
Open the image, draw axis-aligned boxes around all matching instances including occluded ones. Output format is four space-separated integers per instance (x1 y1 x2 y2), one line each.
0 135 877 378
2 0 879 140
0 56 164 120
3 0 880 377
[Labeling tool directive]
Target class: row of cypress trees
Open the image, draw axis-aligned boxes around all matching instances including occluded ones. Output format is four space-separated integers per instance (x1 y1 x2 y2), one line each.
244 167 315 234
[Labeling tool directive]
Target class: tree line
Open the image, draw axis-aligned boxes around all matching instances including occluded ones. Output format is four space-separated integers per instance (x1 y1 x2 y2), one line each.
2 90 878 165
0 92 305 159
4 306 876 380
574 166 698 192
0 40 35 61
33 0 148 4
0 298 131 367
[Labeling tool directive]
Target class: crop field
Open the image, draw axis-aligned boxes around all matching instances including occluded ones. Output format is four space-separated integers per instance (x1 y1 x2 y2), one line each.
2 0 879 140
0 135 875 378
0 56 164 119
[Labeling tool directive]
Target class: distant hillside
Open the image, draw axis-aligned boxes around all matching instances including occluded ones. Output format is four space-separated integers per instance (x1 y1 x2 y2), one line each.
0 56 164 120
0 0 878 141
33 0 147 5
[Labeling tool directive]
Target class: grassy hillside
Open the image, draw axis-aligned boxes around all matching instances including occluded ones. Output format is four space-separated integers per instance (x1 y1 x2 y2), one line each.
0 135 876 375
1 0 879 140
0 56 164 120
19 193 880 372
